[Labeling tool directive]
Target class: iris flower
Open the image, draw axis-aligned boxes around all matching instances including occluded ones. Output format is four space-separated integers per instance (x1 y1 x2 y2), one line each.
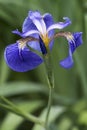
4 11 83 72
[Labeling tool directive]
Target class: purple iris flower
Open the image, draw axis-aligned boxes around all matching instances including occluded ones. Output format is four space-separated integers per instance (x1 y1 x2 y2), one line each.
4 11 83 72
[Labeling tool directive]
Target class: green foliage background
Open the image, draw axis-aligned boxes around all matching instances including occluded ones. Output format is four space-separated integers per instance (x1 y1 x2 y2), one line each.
0 0 87 130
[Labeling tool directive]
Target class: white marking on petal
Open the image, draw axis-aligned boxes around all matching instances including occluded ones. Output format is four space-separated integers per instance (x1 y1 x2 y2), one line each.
18 40 26 50
65 32 76 47
17 36 39 50
29 11 47 36
47 17 71 33
32 18 47 35
22 30 39 37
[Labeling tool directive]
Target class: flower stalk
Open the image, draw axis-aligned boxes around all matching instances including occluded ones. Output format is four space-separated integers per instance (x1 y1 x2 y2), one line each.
45 86 52 130
43 49 54 88
0 96 45 126
43 48 54 130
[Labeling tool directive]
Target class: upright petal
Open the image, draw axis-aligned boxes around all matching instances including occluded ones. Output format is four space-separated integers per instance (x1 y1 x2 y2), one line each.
43 13 54 49
4 43 43 72
59 32 83 69
43 13 54 37
22 16 37 33
29 11 47 35
47 17 71 32
22 12 42 51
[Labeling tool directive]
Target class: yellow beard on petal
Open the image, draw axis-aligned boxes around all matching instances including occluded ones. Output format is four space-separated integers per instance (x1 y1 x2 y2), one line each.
65 32 75 43
41 34 50 48
18 40 26 50
17 36 39 50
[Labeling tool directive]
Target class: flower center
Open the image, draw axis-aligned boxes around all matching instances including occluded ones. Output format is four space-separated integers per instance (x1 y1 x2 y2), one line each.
41 33 50 48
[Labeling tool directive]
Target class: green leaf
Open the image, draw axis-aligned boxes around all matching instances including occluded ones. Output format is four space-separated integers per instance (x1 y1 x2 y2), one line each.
78 110 87 125
32 106 65 130
72 100 87 114
0 53 10 84
0 81 76 106
57 117 72 130
0 100 43 130
84 14 87 38
0 82 47 96
0 0 26 5
74 52 87 98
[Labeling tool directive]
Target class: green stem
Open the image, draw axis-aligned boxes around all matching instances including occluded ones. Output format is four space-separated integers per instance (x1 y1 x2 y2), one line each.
17 110 45 126
43 49 54 130
0 96 44 126
43 50 54 88
45 86 52 130
75 53 87 98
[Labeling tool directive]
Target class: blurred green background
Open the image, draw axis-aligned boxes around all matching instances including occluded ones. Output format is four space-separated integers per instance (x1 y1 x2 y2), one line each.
0 0 87 130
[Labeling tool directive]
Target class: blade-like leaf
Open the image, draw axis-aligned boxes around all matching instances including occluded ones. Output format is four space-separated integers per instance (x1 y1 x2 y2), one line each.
0 53 10 84
33 106 65 130
0 82 47 96
0 100 44 130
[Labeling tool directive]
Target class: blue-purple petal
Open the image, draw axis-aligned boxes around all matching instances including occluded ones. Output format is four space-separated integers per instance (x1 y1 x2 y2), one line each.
12 29 41 52
60 56 74 69
43 13 54 37
60 32 83 69
22 16 37 33
22 12 42 51
43 13 54 49
29 11 41 20
58 17 71 29
27 39 41 52
12 29 23 37
47 17 71 32
4 43 43 72
29 11 47 35
70 32 83 53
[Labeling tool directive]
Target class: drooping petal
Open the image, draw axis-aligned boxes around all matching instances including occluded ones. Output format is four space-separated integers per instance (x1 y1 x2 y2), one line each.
4 43 43 72
69 32 83 53
60 56 74 69
29 11 47 35
47 17 71 32
59 32 83 69
12 29 41 51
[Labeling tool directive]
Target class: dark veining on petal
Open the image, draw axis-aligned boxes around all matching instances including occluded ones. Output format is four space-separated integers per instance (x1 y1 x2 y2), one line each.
17 36 39 50
19 49 24 61
17 36 39 44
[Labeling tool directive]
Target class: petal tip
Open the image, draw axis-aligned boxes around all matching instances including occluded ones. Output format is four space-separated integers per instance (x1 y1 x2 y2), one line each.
59 56 74 69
